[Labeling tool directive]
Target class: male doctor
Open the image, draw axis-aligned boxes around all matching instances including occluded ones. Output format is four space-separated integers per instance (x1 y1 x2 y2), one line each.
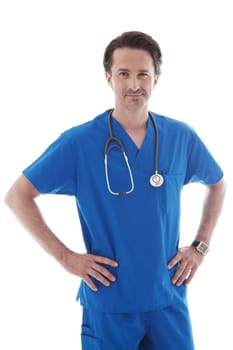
5 31 226 349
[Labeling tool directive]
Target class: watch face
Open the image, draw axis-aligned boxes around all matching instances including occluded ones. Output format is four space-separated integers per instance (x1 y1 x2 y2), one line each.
197 242 209 254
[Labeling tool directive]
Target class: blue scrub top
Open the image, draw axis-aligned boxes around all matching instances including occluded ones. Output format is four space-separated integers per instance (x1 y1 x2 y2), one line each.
23 110 223 312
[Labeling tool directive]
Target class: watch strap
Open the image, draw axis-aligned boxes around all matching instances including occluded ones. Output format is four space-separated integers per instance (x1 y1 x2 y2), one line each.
192 240 200 247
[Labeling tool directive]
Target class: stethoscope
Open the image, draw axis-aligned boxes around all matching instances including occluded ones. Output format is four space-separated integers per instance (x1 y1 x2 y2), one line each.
104 109 164 195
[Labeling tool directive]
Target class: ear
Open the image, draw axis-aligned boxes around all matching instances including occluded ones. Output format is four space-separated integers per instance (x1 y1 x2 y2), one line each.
105 72 112 87
153 75 159 88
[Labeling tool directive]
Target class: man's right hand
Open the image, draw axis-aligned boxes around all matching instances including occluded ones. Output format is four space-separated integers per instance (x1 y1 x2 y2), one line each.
5 175 118 292
61 251 118 291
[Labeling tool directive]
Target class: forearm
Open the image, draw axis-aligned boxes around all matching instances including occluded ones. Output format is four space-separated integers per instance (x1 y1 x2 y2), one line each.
194 178 226 244
5 179 118 290
168 178 226 286
5 191 70 264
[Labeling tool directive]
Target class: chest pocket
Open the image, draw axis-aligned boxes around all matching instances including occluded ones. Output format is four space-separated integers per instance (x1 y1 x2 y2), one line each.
162 173 184 213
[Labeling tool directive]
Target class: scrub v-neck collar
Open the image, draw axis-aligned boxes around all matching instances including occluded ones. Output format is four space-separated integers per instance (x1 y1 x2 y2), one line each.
110 115 155 161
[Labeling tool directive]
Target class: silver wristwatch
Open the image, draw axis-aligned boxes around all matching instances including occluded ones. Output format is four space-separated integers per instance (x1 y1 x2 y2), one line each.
191 240 209 256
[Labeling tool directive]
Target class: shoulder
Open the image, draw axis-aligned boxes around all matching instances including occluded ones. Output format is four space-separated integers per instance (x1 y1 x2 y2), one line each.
152 112 193 131
151 112 196 140
58 110 108 144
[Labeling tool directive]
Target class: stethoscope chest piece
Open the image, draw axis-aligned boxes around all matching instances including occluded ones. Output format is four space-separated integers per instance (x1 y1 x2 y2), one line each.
150 173 164 187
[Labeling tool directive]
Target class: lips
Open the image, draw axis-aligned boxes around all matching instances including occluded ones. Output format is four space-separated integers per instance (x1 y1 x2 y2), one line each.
127 94 142 96
125 92 144 97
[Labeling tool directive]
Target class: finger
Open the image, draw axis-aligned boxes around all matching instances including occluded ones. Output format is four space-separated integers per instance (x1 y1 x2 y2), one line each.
93 264 116 282
185 268 196 286
167 255 181 269
171 264 185 285
84 276 98 292
90 268 111 287
94 255 118 267
172 264 191 286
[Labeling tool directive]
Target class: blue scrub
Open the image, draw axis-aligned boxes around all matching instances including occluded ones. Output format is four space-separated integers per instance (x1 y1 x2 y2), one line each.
23 110 223 347
81 299 194 349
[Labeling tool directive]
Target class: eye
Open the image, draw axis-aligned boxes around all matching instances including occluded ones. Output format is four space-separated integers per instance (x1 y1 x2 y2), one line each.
119 71 129 78
139 72 148 78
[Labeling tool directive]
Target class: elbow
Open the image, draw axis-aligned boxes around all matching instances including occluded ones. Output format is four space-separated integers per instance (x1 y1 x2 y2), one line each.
4 190 11 207
4 188 16 210
5 181 22 211
4 175 40 210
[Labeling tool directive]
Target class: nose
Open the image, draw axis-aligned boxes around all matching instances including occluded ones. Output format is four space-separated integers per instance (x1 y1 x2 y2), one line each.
128 76 140 91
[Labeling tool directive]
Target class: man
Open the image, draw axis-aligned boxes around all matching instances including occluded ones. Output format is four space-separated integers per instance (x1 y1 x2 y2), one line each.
5 31 226 349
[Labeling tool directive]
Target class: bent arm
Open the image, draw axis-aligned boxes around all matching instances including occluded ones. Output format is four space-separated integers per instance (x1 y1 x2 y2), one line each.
168 177 226 286
4 175 118 291
4 174 70 263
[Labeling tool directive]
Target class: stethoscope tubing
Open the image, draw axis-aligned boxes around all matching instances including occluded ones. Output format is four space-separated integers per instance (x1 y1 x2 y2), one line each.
104 109 163 195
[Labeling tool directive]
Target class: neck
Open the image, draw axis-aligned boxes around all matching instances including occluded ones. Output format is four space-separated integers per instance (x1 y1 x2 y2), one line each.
112 107 149 149
112 107 149 132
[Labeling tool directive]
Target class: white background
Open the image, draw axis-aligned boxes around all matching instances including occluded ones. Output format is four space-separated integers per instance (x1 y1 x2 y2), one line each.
0 0 232 349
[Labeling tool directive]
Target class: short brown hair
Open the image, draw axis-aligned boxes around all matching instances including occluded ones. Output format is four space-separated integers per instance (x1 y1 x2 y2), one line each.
103 31 162 75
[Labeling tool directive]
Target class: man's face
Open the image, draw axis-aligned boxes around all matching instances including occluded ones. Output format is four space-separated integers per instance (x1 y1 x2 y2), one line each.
106 48 158 111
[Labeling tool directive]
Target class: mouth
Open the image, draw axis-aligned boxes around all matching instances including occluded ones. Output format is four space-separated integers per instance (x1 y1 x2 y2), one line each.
125 93 144 98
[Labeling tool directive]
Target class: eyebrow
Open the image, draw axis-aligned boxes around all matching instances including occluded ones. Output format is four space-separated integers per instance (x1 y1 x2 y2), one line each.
117 68 149 73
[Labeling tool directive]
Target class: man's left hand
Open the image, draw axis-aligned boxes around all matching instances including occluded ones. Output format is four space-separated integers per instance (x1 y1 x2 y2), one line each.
167 246 204 286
